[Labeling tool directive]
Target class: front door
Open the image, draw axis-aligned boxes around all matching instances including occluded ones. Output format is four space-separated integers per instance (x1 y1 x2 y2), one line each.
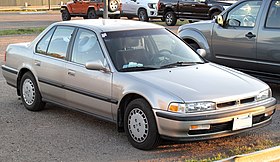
256 0 280 80
211 0 262 73
65 28 113 120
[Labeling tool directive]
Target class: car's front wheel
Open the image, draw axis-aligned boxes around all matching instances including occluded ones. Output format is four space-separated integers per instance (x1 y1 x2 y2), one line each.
20 72 45 111
61 9 71 21
165 11 177 26
138 9 149 22
124 98 160 150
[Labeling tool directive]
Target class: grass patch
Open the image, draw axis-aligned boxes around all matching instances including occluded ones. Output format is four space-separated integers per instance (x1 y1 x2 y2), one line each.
152 19 189 26
0 27 45 36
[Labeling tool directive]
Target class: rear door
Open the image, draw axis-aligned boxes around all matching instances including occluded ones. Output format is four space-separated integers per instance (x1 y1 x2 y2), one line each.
34 26 75 104
178 0 208 18
256 0 280 79
65 28 113 120
211 0 262 73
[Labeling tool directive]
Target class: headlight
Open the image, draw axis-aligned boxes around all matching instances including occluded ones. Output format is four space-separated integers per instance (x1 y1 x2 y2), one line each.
168 102 216 113
256 89 271 101
148 3 157 9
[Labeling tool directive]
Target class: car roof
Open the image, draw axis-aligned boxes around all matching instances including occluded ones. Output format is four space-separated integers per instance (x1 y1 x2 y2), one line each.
54 19 164 32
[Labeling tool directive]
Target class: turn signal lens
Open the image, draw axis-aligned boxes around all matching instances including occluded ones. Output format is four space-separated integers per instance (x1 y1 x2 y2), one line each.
190 125 210 130
168 103 186 113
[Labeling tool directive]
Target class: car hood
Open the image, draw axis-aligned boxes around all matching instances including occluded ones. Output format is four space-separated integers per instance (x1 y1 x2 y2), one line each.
126 63 268 102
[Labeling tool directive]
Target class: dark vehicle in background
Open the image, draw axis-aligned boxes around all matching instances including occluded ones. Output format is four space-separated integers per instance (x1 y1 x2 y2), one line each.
158 0 237 26
61 0 121 21
178 0 280 83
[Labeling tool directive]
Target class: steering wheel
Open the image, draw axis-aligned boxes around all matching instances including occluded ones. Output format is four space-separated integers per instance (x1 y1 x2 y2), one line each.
152 49 172 65
243 15 256 27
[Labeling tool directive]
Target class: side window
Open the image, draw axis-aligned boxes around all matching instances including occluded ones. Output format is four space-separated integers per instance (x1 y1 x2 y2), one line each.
47 26 75 59
226 1 262 27
36 27 55 54
71 29 104 65
266 0 280 28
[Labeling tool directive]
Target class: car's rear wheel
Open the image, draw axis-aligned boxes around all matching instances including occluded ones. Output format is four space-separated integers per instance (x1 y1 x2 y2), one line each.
20 72 45 111
165 11 177 26
87 9 98 19
61 9 71 21
124 98 160 150
108 0 119 12
138 9 149 22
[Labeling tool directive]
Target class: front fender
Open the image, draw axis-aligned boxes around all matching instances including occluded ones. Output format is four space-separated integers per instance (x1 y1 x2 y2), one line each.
178 28 211 59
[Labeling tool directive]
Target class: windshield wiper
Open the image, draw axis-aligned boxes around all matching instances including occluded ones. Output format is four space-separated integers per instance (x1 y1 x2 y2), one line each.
160 61 204 69
119 66 159 72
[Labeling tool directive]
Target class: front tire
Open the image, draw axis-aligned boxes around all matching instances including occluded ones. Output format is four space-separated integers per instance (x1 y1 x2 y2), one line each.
20 72 45 111
138 9 149 22
87 9 98 19
124 98 160 150
165 11 177 26
61 9 71 21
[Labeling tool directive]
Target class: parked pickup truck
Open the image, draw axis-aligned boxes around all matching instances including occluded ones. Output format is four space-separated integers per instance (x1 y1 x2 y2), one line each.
178 0 280 84
158 0 237 26
61 0 121 21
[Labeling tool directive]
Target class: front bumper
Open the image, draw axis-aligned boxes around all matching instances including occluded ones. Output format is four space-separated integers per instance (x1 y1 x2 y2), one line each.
154 97 276 141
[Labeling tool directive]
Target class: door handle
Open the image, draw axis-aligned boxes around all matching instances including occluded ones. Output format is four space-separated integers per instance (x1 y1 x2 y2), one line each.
191 4 196 7
68 70 76 76
245 32 256 39
34 60 41 66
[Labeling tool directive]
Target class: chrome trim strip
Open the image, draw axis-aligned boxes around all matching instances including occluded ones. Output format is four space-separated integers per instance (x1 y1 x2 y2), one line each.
38 77 118 104
1 65 18 75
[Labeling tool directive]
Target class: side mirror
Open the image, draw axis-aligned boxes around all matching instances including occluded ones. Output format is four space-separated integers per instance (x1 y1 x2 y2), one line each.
216 15 224 26
197 49 206 57
85 60 110 72
228 19 241 27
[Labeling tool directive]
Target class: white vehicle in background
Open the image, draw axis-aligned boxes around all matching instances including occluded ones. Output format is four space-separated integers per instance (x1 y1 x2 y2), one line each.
121 0 161 21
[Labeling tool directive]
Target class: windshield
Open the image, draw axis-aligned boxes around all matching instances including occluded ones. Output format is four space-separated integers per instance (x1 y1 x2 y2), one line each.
102 29 204 72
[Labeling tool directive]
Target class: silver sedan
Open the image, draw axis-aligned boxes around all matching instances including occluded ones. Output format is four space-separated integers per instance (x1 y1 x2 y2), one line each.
1 19 276 150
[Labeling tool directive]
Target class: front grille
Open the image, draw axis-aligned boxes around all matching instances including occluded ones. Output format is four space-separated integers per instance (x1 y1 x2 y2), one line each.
187 112 272 136
240 97 255 104
217 97 255 109
217 101 236 108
